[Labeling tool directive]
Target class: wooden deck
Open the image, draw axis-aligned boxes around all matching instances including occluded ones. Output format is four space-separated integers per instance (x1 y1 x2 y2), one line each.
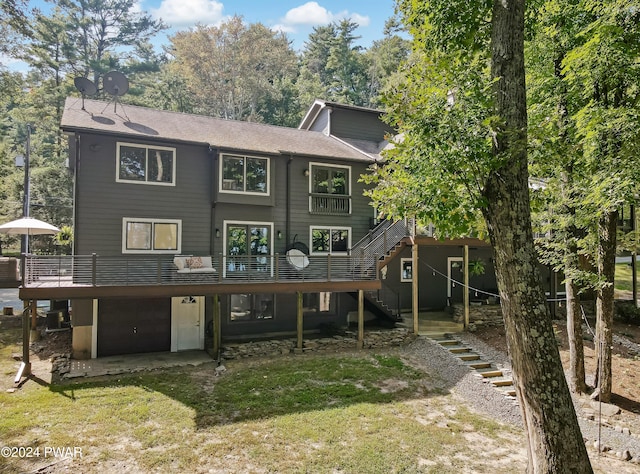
19 254 381 300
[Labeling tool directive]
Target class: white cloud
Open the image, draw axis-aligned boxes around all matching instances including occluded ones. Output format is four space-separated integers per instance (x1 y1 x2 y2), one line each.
151 0 224 28
284 2 332 25
281 2 370 29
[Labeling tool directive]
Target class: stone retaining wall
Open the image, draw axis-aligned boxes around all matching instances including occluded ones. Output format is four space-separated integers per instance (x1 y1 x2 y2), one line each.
452 303 503 329
220 328 417 360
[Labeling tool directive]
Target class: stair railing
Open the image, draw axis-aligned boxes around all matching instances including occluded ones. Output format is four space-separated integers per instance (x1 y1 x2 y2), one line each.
353 219 412 274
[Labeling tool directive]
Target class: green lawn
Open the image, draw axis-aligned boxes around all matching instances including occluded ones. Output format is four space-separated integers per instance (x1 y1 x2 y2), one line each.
616 261 634 293
0 324 526 473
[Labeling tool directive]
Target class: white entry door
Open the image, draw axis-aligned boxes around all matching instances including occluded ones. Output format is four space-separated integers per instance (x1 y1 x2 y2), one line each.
171 296 204 351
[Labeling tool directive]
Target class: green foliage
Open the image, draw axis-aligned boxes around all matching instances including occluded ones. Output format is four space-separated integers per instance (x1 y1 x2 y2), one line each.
168 16 299 125
615 301 640 325
363 38 495 237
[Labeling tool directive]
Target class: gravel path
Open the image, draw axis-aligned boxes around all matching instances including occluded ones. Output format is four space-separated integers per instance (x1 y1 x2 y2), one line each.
400 334 640 461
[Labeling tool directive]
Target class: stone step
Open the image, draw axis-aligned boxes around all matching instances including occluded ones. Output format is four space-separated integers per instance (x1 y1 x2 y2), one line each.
499 387 517 397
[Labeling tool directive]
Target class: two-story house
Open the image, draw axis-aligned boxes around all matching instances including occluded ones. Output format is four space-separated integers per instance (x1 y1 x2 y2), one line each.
19 97 508 360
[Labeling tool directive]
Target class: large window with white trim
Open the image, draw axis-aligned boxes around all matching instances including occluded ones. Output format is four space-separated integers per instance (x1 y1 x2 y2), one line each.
220 154 269 195
224 221 273 276
310 226 350 254
117 143 175 185
122 218 181 254
309 163 351 215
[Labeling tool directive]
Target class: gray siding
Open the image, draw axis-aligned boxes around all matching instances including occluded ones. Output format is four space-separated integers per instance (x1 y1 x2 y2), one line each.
383 246 497 311
330 109 391 142
287 158 374 253
74 133 212 256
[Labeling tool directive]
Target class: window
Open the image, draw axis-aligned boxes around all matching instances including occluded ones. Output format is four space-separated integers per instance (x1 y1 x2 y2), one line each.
122 218 181 254
229 294 274 321
309 163 351 214
303 292 333 314
224 221 272 276
310 226 350 254
401 258 413 282
220 154 269 195
117 143 175 185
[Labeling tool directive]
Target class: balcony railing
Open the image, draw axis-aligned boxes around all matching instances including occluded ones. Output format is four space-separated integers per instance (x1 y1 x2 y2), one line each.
22 253 377 288
309 193 351 215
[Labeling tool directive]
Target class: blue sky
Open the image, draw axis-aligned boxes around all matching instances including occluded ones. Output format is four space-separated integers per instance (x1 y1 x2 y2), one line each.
144 0 397 51
3 0 396 71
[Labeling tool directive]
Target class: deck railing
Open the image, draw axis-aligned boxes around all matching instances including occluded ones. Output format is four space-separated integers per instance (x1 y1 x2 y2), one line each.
309 193 351 215
22 253 377 288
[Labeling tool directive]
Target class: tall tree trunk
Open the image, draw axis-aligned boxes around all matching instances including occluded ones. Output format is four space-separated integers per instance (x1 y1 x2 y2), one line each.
485 1 592 472
595 210 616 403
566 275 587 393
562 178 587 394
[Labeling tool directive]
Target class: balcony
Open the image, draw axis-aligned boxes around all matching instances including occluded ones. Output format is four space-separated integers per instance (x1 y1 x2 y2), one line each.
309 193 351 215
19 253 380 300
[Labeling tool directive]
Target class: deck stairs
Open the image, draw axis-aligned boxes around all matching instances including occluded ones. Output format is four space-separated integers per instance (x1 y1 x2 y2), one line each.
427 332 517 400
351 220 412 317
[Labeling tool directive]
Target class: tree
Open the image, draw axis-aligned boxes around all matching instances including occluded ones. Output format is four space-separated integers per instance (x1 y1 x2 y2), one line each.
560 0 640 403
298 20 374 107
527 0 589 394
55 0 166 87
168 16 299 125
529 0 640 402
367 0 593 470
365 17 411 108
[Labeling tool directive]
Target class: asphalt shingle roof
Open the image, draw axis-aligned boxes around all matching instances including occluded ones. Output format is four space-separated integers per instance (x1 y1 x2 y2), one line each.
61 97 377 162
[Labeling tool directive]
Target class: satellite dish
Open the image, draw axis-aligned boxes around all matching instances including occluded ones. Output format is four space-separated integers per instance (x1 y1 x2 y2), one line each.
103 71 129 96
74 77 97 96
73 77 97 110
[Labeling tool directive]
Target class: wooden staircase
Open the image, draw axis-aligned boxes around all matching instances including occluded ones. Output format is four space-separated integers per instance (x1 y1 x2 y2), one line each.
429 333 517 399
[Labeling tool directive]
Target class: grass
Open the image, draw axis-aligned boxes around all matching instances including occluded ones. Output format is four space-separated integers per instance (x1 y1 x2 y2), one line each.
0 325 525 473
616 262 634 293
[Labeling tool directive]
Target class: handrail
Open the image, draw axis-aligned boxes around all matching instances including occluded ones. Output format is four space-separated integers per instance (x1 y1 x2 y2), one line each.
351 219 411 274
22 253 378 288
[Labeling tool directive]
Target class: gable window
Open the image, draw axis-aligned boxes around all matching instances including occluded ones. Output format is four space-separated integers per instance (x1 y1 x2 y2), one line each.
310 226 350 254
220 154 269 195
122 218 181 254
309 163 351 214
117 143 175 185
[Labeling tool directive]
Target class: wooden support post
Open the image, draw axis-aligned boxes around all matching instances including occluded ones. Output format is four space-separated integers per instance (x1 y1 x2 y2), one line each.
212 295 221 358
412 239 419 334
15 302 32 383
297 292 303 350
31 299 37 330
464 245 469 329
358 289 364 349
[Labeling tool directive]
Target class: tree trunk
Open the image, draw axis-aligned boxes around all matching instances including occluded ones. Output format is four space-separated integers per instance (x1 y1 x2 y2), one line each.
485 1 592 472
594 210 616 403
566 276 587 393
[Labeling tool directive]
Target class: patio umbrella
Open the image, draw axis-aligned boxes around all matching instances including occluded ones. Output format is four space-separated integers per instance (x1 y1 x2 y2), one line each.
0 217 60 235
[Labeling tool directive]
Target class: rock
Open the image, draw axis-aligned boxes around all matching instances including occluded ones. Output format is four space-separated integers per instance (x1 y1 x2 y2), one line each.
11 353 21 361
621 450 632 461
6 388 17 393
623 428 631 436
590 400 621 417
214 364 226 376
